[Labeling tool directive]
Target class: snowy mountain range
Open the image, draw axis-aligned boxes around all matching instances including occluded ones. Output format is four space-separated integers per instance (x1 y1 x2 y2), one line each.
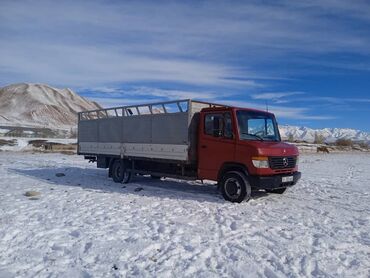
0 83 101 130
279 125 370 143
0 83 369 142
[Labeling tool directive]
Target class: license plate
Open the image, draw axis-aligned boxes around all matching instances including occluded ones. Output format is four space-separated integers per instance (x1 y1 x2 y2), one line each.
282 176 294 183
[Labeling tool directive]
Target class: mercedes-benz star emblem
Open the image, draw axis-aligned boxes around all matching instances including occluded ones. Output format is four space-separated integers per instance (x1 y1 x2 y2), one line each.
282 157 289 167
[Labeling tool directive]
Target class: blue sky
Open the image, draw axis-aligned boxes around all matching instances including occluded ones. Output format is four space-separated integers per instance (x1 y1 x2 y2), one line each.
1 0 370 131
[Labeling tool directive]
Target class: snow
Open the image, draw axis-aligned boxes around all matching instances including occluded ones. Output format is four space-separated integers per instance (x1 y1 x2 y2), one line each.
0 152 369 277
289 142 370 154
279 125 370 143
0 137 76 152
0 138 29 151
0 83 100 130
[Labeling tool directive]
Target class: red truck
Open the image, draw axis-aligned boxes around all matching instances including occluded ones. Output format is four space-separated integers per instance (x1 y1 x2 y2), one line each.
78 99 301 202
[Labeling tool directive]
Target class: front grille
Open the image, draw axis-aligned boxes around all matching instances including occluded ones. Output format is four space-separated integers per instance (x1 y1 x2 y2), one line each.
269 156 296 169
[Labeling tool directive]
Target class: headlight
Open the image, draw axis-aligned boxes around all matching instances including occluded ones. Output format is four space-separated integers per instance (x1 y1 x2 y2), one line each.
252 156 269 168
296 156 299 166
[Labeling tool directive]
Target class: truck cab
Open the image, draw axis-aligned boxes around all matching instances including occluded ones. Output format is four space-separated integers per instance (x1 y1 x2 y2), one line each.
198 106 301 202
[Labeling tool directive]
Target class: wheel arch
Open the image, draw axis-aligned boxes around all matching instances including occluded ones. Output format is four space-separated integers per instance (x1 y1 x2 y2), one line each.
217 162 249 183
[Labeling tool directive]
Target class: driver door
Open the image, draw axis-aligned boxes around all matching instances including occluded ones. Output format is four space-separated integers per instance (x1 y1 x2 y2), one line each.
198 112 235 180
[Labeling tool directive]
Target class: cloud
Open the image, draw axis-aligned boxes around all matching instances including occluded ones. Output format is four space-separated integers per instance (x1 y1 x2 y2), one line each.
80 86 221 107
0 42 259 88
251 92 305 101
1 0 370 89
83 97 146 108
282 96 370 105
249 92 370 108
219 100 335 120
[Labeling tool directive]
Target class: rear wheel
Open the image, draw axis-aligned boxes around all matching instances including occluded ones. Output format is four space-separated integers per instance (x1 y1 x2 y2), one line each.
266 188 287 194
111 160 132 183
220 171 251 203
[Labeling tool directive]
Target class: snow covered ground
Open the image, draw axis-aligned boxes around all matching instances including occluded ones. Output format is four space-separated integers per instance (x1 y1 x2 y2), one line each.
0 137 76 152
0 152 369 277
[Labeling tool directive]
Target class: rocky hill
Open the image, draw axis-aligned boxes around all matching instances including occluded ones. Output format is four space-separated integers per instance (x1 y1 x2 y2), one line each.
0 83 101 133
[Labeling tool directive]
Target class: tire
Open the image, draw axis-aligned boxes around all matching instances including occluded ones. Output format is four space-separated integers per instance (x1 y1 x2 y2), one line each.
266 188 287 194
220 171 251 203
122 171 132 184
111 160 132 184
150 175 161 180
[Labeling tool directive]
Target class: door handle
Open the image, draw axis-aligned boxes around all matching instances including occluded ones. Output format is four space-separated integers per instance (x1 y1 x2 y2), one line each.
201 145 207 149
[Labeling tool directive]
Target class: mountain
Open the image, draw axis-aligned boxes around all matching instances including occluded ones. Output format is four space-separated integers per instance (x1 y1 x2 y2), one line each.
0 83 101 130
279 125 370 143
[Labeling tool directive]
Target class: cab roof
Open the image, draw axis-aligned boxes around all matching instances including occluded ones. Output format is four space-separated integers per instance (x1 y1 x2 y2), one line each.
200 106 274 116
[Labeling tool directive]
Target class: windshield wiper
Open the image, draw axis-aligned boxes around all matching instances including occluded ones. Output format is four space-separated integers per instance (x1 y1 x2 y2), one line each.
241 132 264 141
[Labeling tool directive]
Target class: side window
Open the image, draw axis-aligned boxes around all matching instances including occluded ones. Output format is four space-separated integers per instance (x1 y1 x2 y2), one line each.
204 113 233 138
205 114 223 137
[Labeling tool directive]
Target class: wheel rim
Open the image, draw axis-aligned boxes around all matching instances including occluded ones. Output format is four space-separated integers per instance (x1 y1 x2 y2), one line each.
115 164 121 178
115 164 129 182
224 177 241 199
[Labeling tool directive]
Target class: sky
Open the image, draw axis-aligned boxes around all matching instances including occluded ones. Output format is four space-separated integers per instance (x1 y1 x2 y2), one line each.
1 0 370 131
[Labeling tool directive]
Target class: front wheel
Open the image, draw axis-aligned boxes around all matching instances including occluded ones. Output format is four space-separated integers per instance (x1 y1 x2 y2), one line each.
111 160 132 184
220 171 251 203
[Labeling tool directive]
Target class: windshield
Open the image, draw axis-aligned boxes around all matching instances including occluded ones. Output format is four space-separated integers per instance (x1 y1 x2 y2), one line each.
236 110 280 141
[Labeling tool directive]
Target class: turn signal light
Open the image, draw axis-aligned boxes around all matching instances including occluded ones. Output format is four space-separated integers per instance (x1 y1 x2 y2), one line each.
251 156 269 168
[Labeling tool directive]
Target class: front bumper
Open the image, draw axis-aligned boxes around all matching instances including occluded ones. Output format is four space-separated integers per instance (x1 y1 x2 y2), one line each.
248 171 301 190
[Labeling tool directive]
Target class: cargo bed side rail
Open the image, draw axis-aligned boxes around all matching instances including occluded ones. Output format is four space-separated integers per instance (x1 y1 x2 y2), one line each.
78 99 226 121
